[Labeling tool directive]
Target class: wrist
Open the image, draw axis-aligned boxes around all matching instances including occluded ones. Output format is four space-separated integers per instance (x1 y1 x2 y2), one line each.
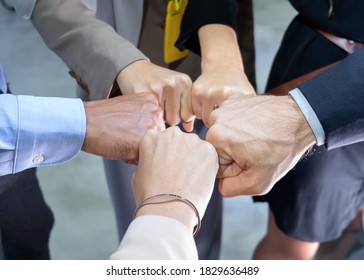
81 101 95 153
134 194 201 236
285 96 317 151
135 202 196 229
116 59 149 93
289 88 325 146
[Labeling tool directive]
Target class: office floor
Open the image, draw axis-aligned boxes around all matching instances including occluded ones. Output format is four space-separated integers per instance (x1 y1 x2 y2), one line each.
2 0 357 260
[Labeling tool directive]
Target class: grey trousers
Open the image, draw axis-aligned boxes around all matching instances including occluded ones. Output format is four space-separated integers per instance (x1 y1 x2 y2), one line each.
0 230 3 259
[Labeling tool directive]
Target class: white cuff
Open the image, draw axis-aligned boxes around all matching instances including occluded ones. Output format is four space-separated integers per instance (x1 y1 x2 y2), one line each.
14 95 86 172
289 88 326 146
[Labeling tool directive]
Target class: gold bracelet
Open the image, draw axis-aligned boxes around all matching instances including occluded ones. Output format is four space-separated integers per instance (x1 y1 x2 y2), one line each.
133 193 201 237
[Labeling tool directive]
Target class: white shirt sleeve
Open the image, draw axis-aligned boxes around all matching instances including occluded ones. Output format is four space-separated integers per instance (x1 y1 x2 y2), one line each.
0 94 86 175
109 216 199 260
289 88 326 146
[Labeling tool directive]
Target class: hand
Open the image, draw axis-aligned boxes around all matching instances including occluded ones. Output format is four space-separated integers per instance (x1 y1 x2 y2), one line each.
183 65 255 127
132 126 218 230
116 60 193 128
82 92 165 164
181 24 255 129
206 94 316 197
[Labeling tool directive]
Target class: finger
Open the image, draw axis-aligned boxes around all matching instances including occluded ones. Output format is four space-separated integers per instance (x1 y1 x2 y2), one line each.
206 109 219 128
163 125 183 136
149 103 166 131
201 100 220 127
156 120 166 131
163 86 181 126
180 87 195 127
217 177 247 197
191 83 204 120
182 119 195 133
217 159 244 178
218 168 257 197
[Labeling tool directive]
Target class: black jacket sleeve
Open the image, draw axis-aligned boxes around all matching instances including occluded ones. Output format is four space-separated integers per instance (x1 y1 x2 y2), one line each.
176 0 239 54
298 47 364 149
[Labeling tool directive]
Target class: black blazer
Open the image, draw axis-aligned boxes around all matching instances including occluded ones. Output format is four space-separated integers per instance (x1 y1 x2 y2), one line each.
298 48 364 150
177 0 364 150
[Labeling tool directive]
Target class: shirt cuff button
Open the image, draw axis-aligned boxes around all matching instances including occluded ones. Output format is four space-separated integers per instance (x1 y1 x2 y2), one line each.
32 155 45 164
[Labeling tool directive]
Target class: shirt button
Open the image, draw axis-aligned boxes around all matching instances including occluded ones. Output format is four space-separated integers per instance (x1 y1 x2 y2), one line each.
32 155 45 164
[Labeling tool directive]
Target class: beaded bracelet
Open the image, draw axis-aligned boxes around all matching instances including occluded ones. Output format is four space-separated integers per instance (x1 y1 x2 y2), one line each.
133 193 201 237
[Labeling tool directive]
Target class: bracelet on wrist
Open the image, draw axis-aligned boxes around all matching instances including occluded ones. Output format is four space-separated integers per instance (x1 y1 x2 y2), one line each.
133 193 201 237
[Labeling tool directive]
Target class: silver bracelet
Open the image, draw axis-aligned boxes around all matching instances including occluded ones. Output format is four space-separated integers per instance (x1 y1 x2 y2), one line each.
133 193 201 237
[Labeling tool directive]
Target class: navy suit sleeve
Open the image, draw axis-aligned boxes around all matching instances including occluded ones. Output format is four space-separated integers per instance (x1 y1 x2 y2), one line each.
176 0 238 54
298 47 364 149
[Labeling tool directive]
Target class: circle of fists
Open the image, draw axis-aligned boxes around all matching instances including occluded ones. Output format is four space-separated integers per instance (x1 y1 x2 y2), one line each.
97 59 315 199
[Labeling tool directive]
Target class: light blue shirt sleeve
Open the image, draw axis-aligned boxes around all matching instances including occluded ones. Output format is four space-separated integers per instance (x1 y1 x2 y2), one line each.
289 88 326 146
8 0 37 19
0 94 86 175
0 64 8 94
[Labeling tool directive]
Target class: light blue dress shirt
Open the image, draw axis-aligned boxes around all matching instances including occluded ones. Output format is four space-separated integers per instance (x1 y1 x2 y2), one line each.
0 65 8 94
8 0 37 19
0 2 86 176
0 92 86 175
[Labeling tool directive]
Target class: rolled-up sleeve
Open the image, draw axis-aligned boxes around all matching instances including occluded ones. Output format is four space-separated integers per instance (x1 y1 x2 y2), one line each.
0 94 85 175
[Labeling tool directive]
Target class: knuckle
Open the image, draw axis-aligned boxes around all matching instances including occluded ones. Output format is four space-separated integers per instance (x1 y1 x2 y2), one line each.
143 128 157 141
167 125 181 136
206 124 222 141
150 83 163 95
180 73 192 86
192 84 205 97
221 86 237 97
203 140 217 155
167 115 180 126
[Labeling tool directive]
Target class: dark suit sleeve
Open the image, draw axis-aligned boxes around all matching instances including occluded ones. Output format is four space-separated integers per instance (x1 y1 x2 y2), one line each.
298 47 364 149
176 0 239 54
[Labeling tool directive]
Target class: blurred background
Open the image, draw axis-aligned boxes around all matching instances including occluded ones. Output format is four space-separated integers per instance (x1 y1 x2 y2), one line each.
0 0 299 259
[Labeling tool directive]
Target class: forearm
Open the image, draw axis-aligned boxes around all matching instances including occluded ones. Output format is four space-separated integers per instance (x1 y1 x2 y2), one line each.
199 24 244 72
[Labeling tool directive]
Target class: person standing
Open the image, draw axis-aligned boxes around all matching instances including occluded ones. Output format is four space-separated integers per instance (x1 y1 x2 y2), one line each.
177 0 364 259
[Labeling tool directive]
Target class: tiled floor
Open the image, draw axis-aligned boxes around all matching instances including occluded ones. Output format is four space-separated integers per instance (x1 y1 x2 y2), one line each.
0 0 303 259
